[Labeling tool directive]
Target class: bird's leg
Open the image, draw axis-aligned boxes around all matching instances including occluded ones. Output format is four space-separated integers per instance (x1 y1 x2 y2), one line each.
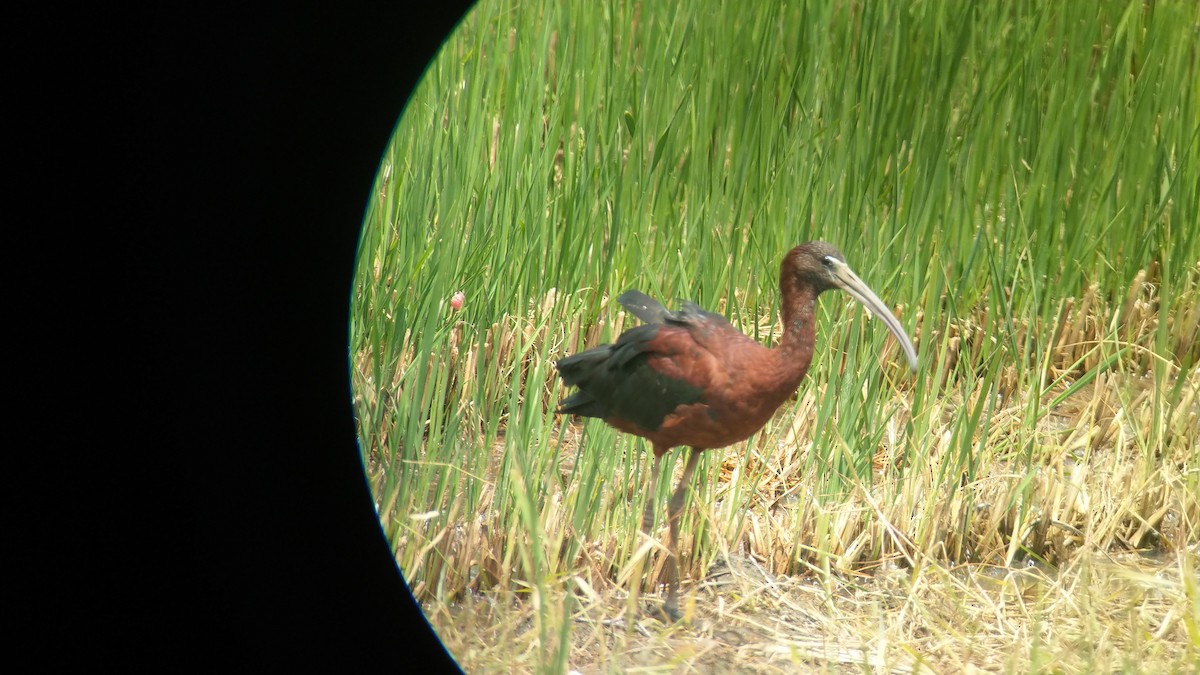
661 447 702 622
642 450 663 535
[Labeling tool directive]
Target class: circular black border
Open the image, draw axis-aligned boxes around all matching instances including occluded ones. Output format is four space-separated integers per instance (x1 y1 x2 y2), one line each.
54 3 477 670
220 5 474 669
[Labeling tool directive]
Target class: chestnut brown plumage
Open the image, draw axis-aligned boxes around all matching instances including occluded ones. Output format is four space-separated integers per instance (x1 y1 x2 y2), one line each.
555 241 918 620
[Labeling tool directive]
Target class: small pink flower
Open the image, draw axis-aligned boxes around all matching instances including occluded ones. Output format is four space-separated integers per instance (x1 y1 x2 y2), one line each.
450 291 465 311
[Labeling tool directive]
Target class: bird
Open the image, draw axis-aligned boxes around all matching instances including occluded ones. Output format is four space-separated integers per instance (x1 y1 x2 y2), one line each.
554 241 919 621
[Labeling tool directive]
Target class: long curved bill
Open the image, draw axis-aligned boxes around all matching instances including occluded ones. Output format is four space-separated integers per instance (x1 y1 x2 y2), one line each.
828 259 919 371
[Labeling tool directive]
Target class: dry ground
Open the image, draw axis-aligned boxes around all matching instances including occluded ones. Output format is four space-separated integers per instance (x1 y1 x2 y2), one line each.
425 546 1198 673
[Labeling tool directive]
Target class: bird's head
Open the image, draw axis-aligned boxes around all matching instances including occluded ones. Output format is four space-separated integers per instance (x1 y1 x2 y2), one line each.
784 241 919 371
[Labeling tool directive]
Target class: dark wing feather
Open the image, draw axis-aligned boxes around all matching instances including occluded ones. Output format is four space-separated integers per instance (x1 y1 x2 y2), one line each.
556 323 704 430
618 290 730 329
671 301 728 327
616 290 670 324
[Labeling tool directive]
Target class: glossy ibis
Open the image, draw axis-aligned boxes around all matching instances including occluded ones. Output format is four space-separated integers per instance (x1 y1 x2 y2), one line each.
555 241 918 620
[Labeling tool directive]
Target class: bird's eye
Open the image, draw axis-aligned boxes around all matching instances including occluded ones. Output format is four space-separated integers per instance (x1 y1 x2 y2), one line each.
821 256 836 268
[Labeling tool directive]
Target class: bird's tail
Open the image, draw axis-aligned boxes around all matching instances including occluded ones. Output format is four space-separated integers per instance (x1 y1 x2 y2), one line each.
554 348 612 419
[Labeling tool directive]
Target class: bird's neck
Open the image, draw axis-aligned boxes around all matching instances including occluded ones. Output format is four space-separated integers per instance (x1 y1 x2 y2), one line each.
772 281 819 389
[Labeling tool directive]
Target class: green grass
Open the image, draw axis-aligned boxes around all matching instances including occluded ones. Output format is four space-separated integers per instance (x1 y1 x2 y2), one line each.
350 1 1199 672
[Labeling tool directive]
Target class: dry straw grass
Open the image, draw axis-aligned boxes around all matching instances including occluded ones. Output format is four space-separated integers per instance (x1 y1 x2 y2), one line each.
428 549 1197 674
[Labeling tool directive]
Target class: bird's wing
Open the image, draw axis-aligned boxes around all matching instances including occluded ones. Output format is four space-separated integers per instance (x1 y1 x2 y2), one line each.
671 301 729 327
617 289 731 329
556 323 715 431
